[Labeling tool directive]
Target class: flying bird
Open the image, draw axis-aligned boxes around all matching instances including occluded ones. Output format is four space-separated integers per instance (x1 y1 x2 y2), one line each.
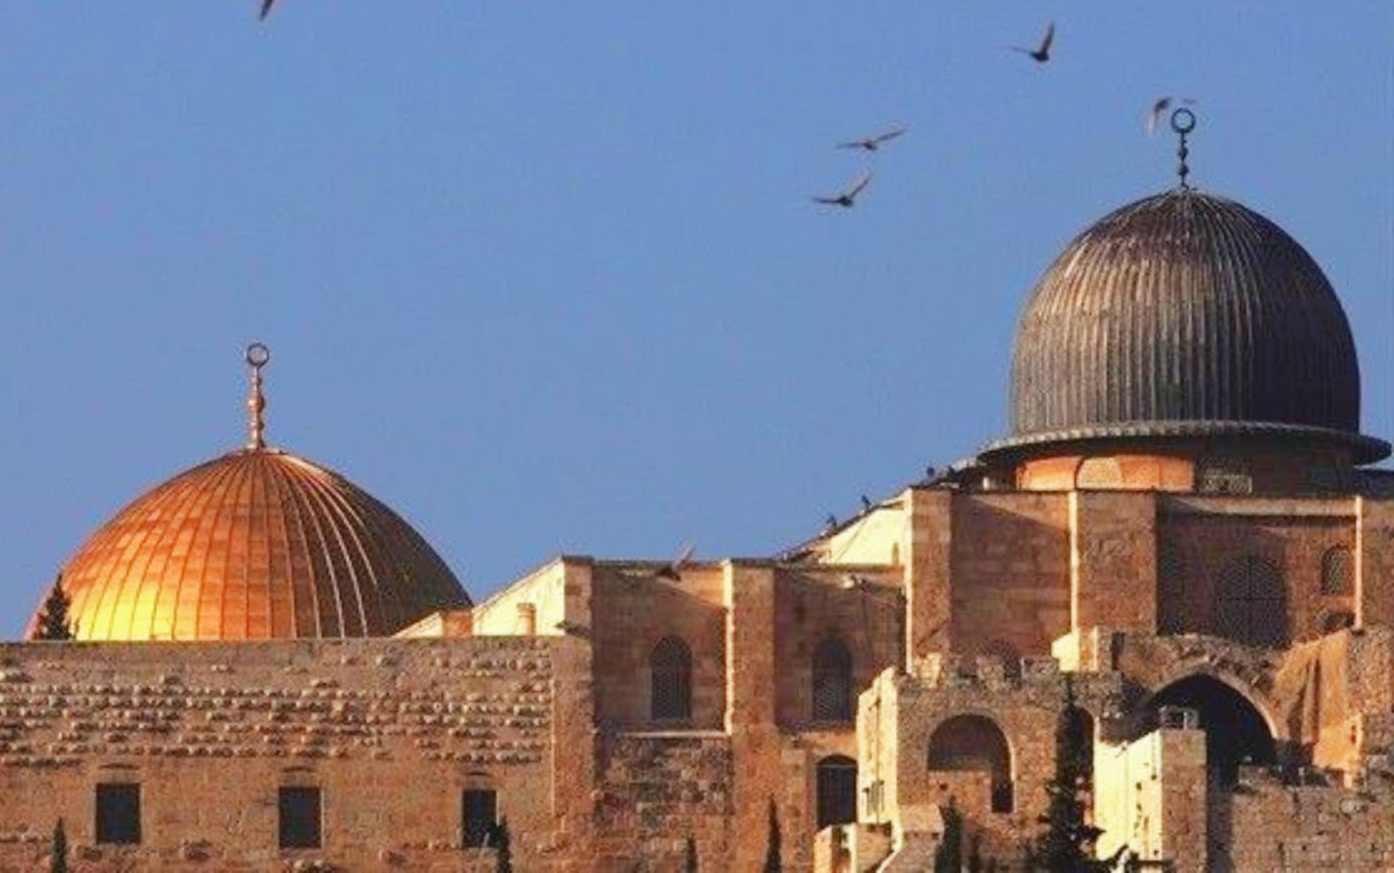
837 127 906 152
812 170 873 208
259 0 276 20
1010 21 1055 64
1148 96 1197 135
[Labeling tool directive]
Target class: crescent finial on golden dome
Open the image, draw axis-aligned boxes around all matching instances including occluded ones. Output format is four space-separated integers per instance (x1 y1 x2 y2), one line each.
245 342 271 451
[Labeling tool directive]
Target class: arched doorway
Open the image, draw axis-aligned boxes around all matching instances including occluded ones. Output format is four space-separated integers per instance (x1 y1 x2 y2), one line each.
1148 675 1276 782
927 714 1014 813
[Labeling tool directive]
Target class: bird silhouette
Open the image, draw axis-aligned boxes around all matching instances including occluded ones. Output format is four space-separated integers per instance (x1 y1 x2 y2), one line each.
1147 96 1196 135
837 127 906 152
825 514 839 530
655 542 695 581
259 0 276 20
812 170 873 208
860 495 873 512
1010 21 1055 63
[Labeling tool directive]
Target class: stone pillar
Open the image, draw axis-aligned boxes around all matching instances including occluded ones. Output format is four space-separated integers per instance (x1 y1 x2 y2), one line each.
724 562 782 870
1355 496 1394 628
1070 491 1157 633
551 560 597 869
903 488 953 666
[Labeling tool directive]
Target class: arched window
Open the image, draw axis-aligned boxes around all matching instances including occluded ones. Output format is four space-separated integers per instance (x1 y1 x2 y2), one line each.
1320 546 1353 596
928 714 1014 813
1076 457 1122 489
1215 555 1287 649
1195 452 1252 495
815 755 858 829
812 638 853 722
650 636 692 721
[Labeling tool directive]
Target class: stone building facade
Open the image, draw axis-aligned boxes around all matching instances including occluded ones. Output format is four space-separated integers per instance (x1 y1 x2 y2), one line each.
2 179 1393 871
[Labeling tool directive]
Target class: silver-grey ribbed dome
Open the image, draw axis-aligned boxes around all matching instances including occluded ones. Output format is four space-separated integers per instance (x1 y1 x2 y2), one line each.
986 189 1389 462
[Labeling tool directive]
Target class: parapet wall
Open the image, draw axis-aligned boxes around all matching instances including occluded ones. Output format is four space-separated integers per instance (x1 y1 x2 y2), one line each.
0 637 586 871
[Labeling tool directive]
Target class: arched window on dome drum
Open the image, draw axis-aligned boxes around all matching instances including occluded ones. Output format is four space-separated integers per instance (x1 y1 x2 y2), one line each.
928 714 1014 813
815 755 858 829
1195 452 1252 495
812 637 854 722
1075 457 1123 489
1320 546 1353 596
1215 555 1287 649
650 636 692 722
1156 539 1186 635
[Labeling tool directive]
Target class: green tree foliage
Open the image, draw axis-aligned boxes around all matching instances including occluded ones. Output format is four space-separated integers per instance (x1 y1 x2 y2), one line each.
933 797 963 872
1028 675 1126 872
33 575 75 641
684 834 698 872
491 816 512 873
762 798 781 872
51 817 68 873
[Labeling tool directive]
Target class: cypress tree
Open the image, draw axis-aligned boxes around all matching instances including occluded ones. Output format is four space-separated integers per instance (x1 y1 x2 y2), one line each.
1029 675 1126 872
33 576 75 641
51 817 68 873
933 797 963 872
492 816 512 873
762 798 781 872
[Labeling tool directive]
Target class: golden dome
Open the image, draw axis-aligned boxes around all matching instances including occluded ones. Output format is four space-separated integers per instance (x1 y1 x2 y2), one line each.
32 344 470 641
44 448 469 641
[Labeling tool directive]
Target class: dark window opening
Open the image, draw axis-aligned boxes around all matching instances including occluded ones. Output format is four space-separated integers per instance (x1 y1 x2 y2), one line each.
928 714 1014 813
651 636 693 721
1320 546 1353 596
95 783 141 845
1156 539 1186 635
1215 555 1288 649
812 638 854 722
278 786 322 849
462 788 498 848
815 755 858 829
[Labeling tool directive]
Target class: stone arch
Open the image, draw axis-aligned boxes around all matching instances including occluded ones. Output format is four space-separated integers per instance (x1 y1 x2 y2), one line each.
927 714 1014 813
650 635 692 721
815 755 858 829
812 637 854 722
1143 674 1277 782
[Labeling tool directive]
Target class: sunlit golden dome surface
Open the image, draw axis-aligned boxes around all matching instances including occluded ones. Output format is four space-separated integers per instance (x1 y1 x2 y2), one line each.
34 344 470 641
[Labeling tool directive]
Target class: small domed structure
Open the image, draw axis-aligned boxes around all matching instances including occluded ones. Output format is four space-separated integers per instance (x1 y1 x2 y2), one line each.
31 346 469 641
984 189 1390 467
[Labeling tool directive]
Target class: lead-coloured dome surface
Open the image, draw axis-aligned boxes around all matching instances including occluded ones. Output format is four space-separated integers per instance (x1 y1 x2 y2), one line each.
990 189 1388 462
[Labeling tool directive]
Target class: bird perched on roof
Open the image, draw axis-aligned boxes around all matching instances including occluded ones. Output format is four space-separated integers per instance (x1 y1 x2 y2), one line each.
860 495 873 512
837 127 906 152
812 170 873 208
1009 21 1055 64
1147 96 1196 135
824 514 839 531
259 0 277 20
655 542 695 581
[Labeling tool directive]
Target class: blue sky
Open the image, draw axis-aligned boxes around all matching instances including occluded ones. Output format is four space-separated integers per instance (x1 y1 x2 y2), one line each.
0 4 1389 636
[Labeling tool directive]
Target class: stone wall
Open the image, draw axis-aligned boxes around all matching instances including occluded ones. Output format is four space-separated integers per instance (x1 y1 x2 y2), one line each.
950 493 1071 658
1156 497 1355 645
593 731 733 870
0 637 587 871
590 564 727 730
1220 772 1394 871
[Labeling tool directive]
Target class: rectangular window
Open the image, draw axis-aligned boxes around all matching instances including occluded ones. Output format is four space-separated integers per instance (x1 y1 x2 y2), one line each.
462 789 497 848
96 783 141 845
278 786 322 849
